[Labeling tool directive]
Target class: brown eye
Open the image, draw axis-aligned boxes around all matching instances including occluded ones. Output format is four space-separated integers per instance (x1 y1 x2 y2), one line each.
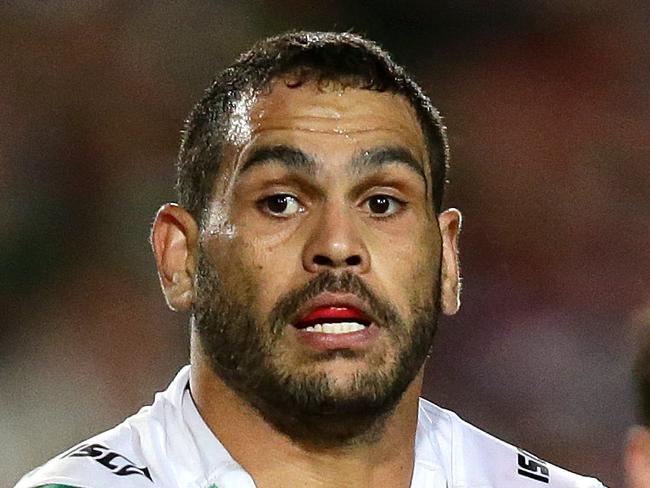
366 195 402 216
260 194 303 216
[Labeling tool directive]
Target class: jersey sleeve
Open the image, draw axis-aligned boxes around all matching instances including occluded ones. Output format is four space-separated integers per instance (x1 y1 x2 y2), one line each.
438 406 609 487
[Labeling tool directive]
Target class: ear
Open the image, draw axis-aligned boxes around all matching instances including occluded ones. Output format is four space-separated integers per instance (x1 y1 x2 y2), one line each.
438 208 462 315
151 203 199 311
626 426 650 488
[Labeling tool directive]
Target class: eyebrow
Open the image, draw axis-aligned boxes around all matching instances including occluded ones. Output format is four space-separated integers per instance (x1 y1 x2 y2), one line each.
238 145 316 177
350 146 426 183
236 144 426 184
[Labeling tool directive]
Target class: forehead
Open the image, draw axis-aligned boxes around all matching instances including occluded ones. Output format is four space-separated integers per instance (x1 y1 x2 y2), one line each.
207 80 434 205
242 80 428 161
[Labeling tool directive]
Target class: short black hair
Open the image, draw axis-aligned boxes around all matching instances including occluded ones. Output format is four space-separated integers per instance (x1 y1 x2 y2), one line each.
177 31 450 227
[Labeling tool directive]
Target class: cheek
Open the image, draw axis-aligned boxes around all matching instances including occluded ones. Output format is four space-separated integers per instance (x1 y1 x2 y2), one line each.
409 225 441 289
370 223 440 311
210 231 302 316
250 237 305 309
203 235 261 309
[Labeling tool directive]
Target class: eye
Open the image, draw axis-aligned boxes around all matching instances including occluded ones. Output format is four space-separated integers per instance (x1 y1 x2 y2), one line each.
364 195 404 216
259 194 303 217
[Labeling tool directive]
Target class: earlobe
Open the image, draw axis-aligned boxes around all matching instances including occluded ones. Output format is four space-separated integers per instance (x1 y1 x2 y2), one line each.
438 208 462 315
151 203 199 311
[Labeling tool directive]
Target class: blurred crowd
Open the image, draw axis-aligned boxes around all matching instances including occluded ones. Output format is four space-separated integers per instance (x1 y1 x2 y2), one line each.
2 1 649 486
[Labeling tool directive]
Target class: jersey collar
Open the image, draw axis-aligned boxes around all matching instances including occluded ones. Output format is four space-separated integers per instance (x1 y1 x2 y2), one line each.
172 365 450 488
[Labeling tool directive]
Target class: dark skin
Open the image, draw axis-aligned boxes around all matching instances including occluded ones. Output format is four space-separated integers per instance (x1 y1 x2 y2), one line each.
152 81 461 488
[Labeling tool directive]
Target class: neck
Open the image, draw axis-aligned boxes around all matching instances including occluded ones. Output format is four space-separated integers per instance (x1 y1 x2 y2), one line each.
190 348 423 488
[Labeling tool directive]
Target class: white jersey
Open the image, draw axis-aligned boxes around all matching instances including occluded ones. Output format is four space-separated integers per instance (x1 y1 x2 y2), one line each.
16 366 606 488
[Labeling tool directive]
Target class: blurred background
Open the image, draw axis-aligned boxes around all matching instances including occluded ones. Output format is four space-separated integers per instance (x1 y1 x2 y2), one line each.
2 1 648 486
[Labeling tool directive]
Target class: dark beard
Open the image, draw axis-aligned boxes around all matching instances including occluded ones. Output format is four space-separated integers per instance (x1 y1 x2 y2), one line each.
193 250 439 446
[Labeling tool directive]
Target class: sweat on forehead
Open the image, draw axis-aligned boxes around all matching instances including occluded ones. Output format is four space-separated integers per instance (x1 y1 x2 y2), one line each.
175 31 450 228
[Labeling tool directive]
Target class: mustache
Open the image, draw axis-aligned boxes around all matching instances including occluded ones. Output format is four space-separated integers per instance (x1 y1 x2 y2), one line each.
268 271 402 333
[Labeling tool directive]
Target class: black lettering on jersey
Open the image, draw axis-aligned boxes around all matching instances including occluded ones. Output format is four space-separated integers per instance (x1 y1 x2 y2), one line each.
517 448 550 483
64 443 153 482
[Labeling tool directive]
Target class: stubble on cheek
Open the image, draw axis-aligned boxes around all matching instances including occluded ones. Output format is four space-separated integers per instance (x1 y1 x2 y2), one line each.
193 244 275 379
203 236 262 308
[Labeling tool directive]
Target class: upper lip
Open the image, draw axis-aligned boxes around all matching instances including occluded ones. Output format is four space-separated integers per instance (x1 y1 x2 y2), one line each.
293 292 375 327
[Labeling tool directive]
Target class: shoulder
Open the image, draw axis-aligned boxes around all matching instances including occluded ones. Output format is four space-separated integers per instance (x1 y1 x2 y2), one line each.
15 367 192 488
14 433 157 488
418 399 607 488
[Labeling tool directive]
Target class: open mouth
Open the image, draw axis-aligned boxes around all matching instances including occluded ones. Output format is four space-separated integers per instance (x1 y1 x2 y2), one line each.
294 306 372 334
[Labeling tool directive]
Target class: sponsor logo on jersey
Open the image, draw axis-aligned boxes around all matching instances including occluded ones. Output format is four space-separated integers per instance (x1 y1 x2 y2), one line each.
517 448 550 483
63 443 153 481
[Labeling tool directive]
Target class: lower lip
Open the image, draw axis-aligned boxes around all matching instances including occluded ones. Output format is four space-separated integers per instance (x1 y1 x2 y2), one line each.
293 324 380 351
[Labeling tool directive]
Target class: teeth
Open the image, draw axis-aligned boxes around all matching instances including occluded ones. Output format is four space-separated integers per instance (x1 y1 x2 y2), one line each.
302 322 366 334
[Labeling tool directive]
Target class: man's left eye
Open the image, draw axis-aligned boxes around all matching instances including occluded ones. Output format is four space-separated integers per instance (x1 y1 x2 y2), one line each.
364 195 403 216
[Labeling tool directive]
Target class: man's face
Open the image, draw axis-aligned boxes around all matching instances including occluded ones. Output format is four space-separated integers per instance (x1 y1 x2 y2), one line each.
193 80 453 429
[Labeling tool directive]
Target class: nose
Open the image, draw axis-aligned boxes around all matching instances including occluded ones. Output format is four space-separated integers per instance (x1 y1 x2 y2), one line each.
302 204 370 274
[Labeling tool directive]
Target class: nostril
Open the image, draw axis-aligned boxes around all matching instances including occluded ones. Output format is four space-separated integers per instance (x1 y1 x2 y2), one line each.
313 255 334 266
345 255 361 266
312 254 362 267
